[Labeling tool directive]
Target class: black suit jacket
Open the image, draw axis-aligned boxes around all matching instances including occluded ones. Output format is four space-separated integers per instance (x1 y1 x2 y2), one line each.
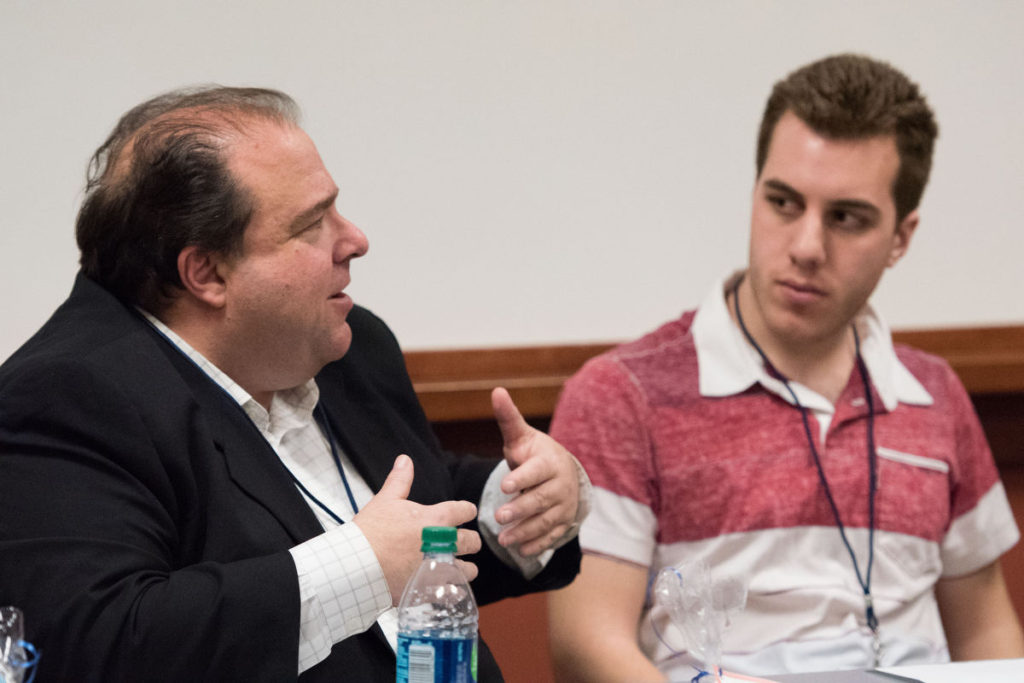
0 273 580 682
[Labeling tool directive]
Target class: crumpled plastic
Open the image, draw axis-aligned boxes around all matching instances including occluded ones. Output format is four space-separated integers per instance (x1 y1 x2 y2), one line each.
652 560 747 678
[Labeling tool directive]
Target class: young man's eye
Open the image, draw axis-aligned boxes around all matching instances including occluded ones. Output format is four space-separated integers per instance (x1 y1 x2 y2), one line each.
828 209 869 231
767 194 800 215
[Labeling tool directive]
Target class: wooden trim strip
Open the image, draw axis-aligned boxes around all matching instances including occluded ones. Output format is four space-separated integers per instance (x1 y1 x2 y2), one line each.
404 344 613 422
405 325 1024 422
891 326 1024 394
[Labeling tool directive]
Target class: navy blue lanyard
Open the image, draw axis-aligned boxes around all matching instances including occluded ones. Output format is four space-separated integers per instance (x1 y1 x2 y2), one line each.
291 405 361 524
731 279 881 659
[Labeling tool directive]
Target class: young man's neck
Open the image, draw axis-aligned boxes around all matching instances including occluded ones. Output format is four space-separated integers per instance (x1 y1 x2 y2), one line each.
730 280 856 405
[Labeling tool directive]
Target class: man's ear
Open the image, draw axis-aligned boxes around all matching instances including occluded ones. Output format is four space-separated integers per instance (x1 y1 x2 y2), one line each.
177 246 228 308
888 209 919 267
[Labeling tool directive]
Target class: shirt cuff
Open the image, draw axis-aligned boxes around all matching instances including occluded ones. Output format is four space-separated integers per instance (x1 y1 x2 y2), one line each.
478 456 592 579
289 523 392 673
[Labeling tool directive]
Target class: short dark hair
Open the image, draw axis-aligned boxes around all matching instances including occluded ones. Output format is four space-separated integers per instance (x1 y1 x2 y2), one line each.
75 86 300 313
755 54 938 223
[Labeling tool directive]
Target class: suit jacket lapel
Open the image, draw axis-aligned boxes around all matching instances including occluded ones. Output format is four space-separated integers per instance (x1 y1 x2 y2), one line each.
155 335 326 544
66 276 325 545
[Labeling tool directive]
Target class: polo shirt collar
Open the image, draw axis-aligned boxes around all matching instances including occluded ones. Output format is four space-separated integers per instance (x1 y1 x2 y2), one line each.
691 271 933 411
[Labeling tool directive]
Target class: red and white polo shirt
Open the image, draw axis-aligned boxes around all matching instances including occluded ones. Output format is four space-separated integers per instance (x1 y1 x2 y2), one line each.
551 273 1018 677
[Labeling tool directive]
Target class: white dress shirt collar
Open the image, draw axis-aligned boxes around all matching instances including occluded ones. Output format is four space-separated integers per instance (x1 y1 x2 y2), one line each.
138 309 320 439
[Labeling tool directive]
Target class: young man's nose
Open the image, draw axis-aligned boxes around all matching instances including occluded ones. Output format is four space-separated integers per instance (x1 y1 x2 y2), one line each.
788 214 826 267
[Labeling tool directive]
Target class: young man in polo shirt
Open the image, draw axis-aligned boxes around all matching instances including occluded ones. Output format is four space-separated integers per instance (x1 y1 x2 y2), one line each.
547 53 1024 681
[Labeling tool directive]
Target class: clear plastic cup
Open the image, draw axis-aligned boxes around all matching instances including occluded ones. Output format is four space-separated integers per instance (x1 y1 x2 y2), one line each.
1 606 38 683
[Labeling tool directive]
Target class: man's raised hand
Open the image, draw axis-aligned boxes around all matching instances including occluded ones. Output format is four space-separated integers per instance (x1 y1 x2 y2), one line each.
491 387 581 557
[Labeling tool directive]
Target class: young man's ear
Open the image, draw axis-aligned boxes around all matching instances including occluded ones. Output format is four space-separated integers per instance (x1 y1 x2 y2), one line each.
888 209 919 267
177 246 228 308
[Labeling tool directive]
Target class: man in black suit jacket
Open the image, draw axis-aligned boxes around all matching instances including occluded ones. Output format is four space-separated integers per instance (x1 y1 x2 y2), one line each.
0 87 584 681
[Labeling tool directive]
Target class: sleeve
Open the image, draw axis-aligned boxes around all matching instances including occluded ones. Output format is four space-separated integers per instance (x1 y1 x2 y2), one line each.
289 524 392 672
0 358 302 683
936 362 1020 577
550 354 660 567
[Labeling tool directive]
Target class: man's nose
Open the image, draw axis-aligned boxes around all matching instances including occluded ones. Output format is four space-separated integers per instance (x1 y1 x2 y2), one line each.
332 212 369 262
789 214 826 268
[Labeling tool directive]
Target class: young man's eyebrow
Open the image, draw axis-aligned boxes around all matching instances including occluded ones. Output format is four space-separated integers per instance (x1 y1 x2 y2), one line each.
763 179 803 199
830 198 881 216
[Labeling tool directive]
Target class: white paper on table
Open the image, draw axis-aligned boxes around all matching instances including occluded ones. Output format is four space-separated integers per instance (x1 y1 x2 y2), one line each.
877 657 1024 682
720 672 779 683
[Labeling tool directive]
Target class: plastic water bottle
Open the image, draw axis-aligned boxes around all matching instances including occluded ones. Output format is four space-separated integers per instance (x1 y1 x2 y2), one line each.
396 526 478 683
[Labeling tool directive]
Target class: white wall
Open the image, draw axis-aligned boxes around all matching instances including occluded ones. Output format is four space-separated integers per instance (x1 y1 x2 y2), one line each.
2 1 1022 361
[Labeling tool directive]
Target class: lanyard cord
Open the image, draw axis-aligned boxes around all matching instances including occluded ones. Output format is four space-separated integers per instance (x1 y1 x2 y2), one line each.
731 279 879 638
315 405 364 511
255 405 361 527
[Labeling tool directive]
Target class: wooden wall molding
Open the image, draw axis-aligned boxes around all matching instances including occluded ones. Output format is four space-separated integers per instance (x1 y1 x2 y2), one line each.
404 325 1024 422
890 326 1024 394
405 343 613 422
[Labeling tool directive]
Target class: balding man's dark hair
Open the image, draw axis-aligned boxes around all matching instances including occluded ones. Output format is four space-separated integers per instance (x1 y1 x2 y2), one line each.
76 86 300 312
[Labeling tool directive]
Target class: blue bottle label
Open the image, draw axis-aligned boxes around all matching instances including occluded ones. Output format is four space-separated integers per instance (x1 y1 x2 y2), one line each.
396 634 478 683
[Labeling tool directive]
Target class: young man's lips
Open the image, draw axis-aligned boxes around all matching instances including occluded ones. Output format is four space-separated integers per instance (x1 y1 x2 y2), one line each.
779 280 826 301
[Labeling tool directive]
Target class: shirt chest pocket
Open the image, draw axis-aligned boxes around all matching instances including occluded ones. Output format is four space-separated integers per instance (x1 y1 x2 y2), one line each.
876 446 951 512
876 446 950 475
874 445 951 579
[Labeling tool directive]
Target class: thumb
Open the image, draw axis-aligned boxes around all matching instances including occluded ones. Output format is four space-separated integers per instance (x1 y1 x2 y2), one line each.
375 454 414 501
492 387 532 451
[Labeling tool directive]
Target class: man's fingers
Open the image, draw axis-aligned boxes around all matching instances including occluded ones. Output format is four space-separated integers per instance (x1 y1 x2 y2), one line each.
374 454 414 501
454 558 479 583
499 505 572 554
499 448 554 496
498 504 569 548
492 387 532 455
455 528 482 557
431 499 479 529
497 460 569 523
516 524 571 557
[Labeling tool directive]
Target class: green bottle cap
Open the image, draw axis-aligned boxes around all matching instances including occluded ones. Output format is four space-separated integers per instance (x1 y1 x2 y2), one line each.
421 526 457 553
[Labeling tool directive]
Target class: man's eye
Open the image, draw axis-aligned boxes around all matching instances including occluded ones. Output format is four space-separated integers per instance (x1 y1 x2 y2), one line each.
828 209 868 231
767 194 800 214
292 217 325 242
